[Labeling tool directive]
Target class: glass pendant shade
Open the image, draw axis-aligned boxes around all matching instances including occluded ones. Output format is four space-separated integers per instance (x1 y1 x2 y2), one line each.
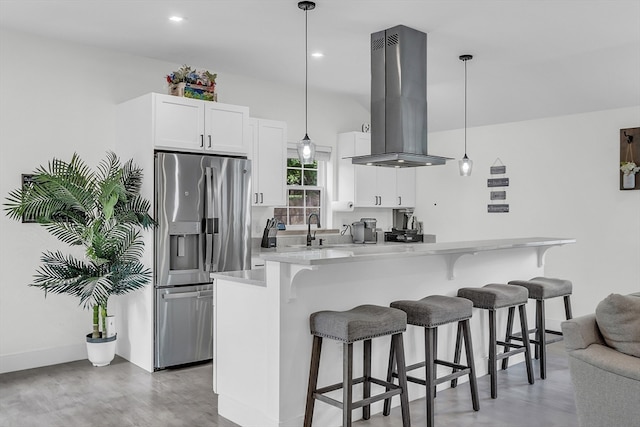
297 134 316 164
459 154 473 176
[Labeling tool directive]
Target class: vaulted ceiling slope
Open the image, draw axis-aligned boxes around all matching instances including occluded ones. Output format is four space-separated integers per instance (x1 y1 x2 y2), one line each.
1 0 639 131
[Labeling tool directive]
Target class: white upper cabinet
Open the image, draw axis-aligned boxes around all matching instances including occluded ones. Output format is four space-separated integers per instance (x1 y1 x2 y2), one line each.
396 168 416 207
249 118 287 206
154 93 249 155
338 132 415 208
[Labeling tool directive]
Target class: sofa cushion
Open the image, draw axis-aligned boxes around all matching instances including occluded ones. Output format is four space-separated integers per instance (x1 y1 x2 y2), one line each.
595 293 640 358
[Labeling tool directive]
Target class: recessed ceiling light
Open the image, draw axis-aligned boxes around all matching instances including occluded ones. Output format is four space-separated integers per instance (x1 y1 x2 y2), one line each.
169 16 184 22
311 52 324 58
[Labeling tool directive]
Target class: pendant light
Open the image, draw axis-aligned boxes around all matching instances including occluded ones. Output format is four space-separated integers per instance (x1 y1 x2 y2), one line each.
297 1 316 164
458 54 473 176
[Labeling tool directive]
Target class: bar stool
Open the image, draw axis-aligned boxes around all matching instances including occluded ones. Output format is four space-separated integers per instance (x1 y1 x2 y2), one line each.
304 304 411 427
384 295 479 427
506 277 573 379
453 284 534 399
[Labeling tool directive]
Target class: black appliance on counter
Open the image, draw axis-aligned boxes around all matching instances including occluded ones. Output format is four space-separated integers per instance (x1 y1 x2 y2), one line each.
386 208 423 242
384 228 424 243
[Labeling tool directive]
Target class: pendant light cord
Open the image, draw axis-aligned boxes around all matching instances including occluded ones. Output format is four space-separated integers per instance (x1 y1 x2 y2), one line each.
304 7 308 136
464 58 467 155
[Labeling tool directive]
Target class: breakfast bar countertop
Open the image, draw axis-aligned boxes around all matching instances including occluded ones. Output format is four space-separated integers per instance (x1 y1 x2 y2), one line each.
258 237 577 266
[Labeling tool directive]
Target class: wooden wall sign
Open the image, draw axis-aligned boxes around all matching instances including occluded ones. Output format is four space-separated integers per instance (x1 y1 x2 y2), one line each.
488 158 509 213
620 127 640 191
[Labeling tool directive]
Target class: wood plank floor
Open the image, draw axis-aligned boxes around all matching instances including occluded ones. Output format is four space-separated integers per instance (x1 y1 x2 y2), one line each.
0 342 577 427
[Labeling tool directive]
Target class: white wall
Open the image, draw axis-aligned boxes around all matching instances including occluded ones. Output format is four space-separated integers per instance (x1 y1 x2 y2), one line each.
0 29 368 373
413 107 640 322
2 27 637 373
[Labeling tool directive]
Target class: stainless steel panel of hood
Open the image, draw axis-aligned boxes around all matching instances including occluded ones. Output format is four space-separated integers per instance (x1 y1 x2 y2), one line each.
351 152 451 168
359 25 450 168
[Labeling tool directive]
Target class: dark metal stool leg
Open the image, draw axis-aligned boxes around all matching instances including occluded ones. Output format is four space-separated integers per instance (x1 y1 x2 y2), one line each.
425 327 435 427
393 333 411 427
534 300 542 360
537 300 547 379
304 336 322 427
461 319 480 411
363 339 371 419
433 327 438 398
451 321 463 388
564 295 573 320
518 304 535 385
343 342 353 427
489 309 498 399
383 334 397 416
501 306 516 370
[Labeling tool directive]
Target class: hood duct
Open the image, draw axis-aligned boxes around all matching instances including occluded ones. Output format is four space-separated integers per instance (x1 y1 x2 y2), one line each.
352 25 451 168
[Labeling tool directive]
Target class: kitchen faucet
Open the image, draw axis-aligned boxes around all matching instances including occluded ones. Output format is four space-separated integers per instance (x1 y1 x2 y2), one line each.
307 213 321 246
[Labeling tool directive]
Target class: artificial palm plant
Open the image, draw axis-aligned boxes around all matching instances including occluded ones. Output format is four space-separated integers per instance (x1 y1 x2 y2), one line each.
4 152 155 338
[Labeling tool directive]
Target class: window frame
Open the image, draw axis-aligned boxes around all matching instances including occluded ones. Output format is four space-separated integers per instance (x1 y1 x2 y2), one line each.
275 159 326 231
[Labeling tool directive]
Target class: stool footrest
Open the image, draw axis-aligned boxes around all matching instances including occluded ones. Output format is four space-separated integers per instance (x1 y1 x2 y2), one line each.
315 376 365 395
495 340 526 361
314 377 402 411
393 359 472 386
509 331 564 346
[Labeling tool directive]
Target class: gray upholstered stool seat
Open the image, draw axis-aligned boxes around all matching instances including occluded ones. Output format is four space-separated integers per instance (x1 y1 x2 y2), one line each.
385 295 479 427
304 305 410 427
390 295 473 327
506 277 574 379
508 277 572 299
310 304 407 343
457 283 528 309
453 284 534 399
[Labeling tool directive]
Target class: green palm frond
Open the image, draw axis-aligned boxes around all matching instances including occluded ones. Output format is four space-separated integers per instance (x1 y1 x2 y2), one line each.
109 262 151 295
43 222 86 246
32 251 111 308
12 154 99 226
120 158 144 196
113 194 155 229
6 152 155 317
97 151 121 183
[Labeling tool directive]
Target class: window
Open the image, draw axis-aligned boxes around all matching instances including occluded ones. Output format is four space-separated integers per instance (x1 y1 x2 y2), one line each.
274 158 324 228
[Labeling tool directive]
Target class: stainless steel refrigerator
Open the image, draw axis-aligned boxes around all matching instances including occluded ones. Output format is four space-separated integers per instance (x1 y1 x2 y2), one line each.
154 152 251 369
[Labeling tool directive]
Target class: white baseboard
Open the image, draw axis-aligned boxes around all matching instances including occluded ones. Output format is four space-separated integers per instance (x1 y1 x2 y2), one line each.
218 394 279 427
0 343 86 374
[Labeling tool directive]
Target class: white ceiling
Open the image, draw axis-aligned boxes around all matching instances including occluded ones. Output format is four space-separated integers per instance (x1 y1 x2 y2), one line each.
1 0 639 131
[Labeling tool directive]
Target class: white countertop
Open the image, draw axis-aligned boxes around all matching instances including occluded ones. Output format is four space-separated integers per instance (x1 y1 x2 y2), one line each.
259 237 576 266
211 268 265 286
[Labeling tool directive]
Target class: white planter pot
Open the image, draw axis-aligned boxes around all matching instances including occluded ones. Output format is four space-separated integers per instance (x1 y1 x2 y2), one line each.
622 173 636 189
86 333 117 367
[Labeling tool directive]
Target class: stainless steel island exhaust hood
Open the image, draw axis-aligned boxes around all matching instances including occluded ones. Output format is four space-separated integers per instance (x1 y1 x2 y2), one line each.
352 25 451 168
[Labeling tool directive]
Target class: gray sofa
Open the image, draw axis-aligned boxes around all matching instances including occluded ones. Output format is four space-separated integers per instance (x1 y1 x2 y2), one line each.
561 293 640 427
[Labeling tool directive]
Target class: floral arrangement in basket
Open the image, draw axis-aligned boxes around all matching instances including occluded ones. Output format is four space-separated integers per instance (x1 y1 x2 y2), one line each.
166 65 218 101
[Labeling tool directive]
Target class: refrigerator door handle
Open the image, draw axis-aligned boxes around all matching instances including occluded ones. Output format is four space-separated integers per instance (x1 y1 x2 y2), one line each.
162 291 200 300
197 290 214 298
205 167 214 272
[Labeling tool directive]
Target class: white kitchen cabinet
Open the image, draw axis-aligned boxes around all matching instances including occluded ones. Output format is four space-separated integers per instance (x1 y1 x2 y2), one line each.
338 132 415 208
396 168 416 207
154 93 249 155
248 118 287 206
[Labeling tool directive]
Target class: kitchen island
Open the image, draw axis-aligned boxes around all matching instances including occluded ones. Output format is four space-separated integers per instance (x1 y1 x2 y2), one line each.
212 237 575 427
